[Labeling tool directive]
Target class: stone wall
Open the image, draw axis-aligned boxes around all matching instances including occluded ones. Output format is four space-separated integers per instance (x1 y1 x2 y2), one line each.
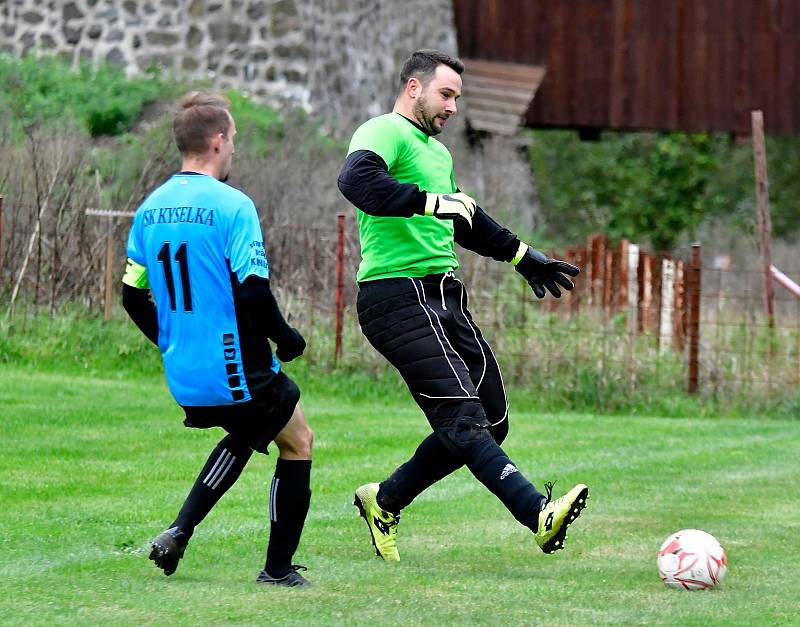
0 0 539 225
0 0 457 131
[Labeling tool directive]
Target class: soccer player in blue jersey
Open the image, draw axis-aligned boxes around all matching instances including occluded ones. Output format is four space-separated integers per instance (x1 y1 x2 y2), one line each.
122 92 313 587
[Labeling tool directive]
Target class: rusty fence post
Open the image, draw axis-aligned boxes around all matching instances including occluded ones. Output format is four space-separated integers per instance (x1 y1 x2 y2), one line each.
103 216 114 321
617 239 629 314
652 253 664 348
638 251 652 334
588 234 605 307
673 260 685 352
687 243 702 394
604 245 615 318
334 213 346 364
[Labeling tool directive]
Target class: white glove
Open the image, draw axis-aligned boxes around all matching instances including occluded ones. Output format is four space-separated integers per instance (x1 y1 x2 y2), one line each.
424 192 477 228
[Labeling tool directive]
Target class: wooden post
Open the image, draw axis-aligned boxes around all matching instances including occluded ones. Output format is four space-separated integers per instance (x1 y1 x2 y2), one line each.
589 234 606 307
659 258 675 354
103 216 114 321
673 260 685 351
604 247 614 317
627 243 639 332
638 251 652 333
652 254 664 347
751 110 775 329
84 208 136 321
687 244 702 394
334 213 346 364
617 239 629 314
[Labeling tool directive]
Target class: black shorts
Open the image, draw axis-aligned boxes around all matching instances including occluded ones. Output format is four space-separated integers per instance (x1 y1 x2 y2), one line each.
181 371 300 454
357 273 508 440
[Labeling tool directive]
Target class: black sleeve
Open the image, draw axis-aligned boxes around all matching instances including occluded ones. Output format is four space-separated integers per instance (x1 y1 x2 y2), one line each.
235 275 294 345
454 206 521 263
338 149 427 217
122 284 159 346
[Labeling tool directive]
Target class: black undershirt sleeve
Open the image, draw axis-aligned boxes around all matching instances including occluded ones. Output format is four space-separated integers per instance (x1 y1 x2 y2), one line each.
122 284 159 346
235 275 294 345
122 277 294 348
338 148 521 262
338 149 427 217
454 206 521 263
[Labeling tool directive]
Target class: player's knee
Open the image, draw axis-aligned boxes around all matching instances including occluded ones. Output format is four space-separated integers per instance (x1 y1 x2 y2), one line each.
277 424 313 459
437 402 493 455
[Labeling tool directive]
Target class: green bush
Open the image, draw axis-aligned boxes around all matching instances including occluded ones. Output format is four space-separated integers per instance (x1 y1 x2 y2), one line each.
0 53 172 136
226 89 281 156
528 129 800 248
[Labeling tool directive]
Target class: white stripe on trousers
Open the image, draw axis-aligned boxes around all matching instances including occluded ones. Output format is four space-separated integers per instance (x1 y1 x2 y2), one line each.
453 277 509 427
410 278 473 398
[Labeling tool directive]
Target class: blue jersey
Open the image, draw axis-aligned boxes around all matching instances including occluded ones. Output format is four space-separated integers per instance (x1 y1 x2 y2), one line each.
125 173 279 406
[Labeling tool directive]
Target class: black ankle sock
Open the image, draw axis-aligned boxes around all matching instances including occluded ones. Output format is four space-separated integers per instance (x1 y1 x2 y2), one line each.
465 438 545 531
265 458 312 577
172 434 253 537
378 433 463 514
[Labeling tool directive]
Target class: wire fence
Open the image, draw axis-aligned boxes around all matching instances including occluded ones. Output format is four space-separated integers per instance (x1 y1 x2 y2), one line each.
1 201 798 410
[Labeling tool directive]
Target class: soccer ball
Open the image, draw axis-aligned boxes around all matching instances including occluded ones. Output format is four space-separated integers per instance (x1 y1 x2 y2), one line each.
657 529 727 590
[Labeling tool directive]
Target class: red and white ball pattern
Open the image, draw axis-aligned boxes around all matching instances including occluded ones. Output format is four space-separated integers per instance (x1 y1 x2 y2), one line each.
657 529 727 590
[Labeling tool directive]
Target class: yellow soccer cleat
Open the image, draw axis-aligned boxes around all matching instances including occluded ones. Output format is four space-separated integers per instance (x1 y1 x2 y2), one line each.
534 482 589 554
353 483 400 561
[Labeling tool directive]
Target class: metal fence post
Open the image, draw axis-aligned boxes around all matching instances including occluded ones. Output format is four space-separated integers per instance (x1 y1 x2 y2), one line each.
688 243 702 394
334 213 346 364
617 239 629 314
103 216 114 321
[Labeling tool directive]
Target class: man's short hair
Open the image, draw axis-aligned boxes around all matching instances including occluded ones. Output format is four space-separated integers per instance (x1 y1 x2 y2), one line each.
399 49 464 87
173 91 232 156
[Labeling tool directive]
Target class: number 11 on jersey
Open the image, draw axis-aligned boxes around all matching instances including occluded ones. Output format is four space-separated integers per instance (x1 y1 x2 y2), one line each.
157 241 193 312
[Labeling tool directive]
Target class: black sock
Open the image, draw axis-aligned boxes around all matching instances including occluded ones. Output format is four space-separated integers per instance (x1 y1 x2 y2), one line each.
264 458 312 577
464 438 545 531
172 434 253 538
378 433 463 514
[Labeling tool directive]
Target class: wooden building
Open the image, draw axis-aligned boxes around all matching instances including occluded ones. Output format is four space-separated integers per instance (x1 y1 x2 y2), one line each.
453 0 800 136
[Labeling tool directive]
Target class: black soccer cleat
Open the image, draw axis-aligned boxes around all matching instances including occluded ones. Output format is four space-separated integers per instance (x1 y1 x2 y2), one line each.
256 565 311 588
149 527 189 576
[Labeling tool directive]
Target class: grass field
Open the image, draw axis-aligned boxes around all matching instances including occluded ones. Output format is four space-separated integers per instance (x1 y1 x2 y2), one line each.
2 364 799 626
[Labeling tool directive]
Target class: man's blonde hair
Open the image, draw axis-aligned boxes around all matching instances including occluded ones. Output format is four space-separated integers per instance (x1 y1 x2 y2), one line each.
173 91 231 156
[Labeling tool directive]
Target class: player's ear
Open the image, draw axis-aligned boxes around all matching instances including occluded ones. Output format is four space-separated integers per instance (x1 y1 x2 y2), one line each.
406 77 421 99
211 132 222 153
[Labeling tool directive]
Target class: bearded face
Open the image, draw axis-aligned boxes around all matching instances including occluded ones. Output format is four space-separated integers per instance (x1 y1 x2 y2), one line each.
410 65 461 136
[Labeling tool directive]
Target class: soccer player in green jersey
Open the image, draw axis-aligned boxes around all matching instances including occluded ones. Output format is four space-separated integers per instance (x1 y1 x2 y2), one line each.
338 50 589 562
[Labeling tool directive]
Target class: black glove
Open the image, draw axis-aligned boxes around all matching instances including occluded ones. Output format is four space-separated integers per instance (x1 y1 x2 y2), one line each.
275 327 306 362
515 245 580 298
